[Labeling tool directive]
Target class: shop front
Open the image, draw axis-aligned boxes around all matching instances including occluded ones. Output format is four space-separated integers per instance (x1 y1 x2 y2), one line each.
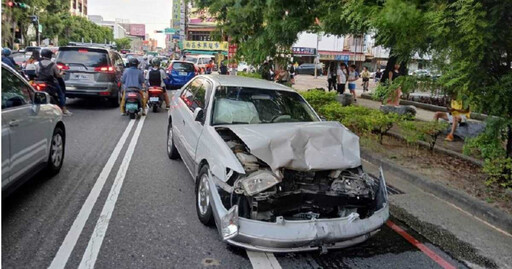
291 47 316 65
319 51 366 70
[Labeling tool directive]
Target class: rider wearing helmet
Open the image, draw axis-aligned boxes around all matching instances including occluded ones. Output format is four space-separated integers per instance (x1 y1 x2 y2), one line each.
2 48 17 69
145 57 170 109
36 48 72 116
138 55 149 70
121 57 146 115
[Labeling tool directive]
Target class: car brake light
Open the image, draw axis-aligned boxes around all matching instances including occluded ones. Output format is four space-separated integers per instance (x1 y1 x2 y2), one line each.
127 93 137 97
78 49 88 53
31 82 47 91
94 66 115 73
57 63 70 70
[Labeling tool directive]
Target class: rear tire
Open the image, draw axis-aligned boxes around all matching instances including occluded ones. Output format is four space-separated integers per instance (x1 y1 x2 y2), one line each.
46 126 65 175
196 165 214 226
152 104 158 113
167 121 180 159
129 112 135 119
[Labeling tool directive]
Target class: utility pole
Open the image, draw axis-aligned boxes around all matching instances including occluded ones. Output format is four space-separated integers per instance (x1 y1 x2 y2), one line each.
314 33 320 79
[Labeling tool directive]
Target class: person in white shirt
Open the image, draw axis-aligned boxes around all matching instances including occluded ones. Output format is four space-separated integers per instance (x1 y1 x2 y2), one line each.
336 63 348 94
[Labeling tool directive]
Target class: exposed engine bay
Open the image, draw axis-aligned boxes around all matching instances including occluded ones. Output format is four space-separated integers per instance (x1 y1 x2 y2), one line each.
216 128 381 222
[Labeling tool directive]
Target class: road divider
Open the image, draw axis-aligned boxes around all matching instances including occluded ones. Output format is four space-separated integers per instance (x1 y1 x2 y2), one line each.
79 117 146 269
48 120 136 269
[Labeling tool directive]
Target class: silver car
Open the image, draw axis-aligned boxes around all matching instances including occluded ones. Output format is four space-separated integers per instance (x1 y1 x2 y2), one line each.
167 75 388 252
2 63 66 193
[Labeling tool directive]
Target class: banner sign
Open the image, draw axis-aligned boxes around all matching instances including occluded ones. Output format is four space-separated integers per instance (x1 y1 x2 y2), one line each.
292 47 316 55
184 41 228 51
172 0 181 29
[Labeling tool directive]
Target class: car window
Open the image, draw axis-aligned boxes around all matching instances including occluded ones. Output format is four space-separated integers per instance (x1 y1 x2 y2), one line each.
187 58 198 64
57 49 108 67
1 68 33 109
180 78 206 112
212 87 319 125
172 62 195 72
113 53 124 67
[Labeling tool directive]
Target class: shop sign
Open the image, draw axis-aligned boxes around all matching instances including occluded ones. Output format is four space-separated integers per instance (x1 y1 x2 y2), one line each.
184 41 228 51
292 47 316 55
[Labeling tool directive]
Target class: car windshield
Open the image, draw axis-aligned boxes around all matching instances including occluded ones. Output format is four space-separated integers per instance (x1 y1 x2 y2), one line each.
173 62 194 72
57 49 108 67
186 57 198 64
212 86 319 125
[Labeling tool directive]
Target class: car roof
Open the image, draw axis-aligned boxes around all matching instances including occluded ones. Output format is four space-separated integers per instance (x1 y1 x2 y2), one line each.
205 75 295 92
59 46 111 52
171 60 194 64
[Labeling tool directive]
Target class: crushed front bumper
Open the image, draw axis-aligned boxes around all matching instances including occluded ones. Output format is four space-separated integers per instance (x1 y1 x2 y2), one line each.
208 171 389 252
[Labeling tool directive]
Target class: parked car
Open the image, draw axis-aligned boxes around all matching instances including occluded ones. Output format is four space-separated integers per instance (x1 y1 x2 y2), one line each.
186 55 216 73
164 60 197 90
237 62 256 73
412 69 431 78
295 63 323 75
55 46 125 106
166 75 389 252
2 63 66 194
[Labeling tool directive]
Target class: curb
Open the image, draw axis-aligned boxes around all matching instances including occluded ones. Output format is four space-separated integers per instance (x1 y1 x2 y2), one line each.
360 93 488 121
386 130 484 167
361 149 512 235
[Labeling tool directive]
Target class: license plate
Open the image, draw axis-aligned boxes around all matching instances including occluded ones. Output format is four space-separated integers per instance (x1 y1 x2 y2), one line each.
72 73 92 80
126 103 138 111
179 71 187 76
149 97 159 102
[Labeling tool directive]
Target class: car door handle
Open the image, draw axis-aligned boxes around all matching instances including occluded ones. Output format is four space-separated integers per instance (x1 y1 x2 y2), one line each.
182 119 185 125
9 120 19 127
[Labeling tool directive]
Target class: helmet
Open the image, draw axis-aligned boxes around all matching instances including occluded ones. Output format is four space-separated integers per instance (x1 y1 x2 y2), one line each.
151 57 161 67
40 48 53 59
2 48 11 56
143 55 148 60
128 57 139 67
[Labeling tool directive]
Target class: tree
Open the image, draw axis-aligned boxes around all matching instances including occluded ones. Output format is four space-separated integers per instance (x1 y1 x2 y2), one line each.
115 37 132 50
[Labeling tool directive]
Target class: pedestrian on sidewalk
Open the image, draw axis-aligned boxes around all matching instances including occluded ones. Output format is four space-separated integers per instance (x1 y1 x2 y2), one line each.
327 62 337 91
375 69 382 82
387 64 402 106
347 64 359 102
336 63 348 95
361 66 370 92
434 93 470 142
288 61 295 84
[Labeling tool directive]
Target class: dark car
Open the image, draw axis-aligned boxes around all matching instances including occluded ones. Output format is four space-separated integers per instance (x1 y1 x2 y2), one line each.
55 46 125 106
164 60 197 89
295 63 323 75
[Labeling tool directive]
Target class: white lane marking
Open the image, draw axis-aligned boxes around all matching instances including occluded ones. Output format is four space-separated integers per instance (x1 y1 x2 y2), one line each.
78 117 146 269
48 120 136 269
247 251 282 269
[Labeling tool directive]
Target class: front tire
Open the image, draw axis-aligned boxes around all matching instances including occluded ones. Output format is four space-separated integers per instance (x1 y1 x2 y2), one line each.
196 165 214 226
167 121 179 159
46 126 65 175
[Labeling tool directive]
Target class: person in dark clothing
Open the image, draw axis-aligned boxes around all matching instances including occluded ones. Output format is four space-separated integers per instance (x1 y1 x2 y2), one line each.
387 64 402 106
2 48 17 69
327 62 337 91
36 48 72 116
219 61 228 75
145 57 170 109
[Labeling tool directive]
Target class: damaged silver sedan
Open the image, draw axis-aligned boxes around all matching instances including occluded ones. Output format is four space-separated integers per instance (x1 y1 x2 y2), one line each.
166 75 389 252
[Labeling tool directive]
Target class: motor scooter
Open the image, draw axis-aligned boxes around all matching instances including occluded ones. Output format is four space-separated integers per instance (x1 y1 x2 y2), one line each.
147 86 164 113
124 88 143 119
31 81 60 106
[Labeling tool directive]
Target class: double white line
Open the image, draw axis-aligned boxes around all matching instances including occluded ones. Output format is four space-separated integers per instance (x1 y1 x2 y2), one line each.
49 117 146 269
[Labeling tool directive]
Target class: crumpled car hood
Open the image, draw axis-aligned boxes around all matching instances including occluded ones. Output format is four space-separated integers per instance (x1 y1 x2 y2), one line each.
223 121 361 172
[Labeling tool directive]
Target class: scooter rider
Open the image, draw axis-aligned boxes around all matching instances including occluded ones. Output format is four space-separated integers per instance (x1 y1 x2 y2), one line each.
36 48 72 116
121 57 147 116
145 57 170 110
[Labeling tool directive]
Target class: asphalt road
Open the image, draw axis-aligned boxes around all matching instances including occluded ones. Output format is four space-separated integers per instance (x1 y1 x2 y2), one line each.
2 93 467 269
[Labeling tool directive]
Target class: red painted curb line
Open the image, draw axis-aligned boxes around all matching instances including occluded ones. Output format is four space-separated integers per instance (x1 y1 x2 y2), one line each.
387 220 456 269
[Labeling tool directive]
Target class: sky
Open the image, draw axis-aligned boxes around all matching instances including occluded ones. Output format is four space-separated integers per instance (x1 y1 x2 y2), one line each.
88 0 172 47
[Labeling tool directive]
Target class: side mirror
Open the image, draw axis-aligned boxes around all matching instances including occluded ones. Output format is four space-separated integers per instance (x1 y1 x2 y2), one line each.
193 107 204 123
34 91 49 105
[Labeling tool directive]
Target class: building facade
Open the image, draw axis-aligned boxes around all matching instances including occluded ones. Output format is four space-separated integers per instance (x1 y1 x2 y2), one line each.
70 0 87 17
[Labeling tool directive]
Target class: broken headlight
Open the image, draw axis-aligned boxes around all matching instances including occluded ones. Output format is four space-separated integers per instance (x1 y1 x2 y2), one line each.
240 170 280 196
